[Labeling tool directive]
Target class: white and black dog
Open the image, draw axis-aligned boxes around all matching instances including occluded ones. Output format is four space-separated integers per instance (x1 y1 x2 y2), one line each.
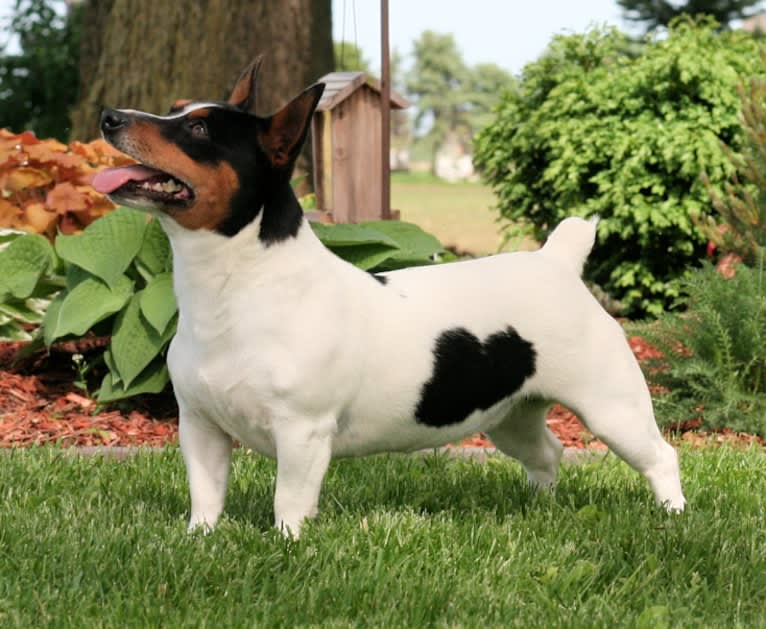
93 59 685 536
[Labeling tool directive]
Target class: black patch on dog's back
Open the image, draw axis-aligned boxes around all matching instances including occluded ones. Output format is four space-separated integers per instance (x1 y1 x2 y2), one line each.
415 326 536 427
370 273 388 285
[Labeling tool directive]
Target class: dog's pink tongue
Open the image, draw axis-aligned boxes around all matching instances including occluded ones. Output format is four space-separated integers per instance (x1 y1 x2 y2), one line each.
92 165 160 194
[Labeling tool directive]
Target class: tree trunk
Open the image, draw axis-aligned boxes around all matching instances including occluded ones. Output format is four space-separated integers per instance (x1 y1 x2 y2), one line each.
70 0 333 141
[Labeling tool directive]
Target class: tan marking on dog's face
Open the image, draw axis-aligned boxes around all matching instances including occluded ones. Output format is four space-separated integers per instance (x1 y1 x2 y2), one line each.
187 108 212 119
169 99 192 113
118 120 240 231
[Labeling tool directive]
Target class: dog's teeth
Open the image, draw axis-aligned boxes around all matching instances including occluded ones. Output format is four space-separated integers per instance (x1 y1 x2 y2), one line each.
161 179 181 193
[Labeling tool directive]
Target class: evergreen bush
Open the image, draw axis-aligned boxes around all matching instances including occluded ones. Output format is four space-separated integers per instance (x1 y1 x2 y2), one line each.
474 19 764 315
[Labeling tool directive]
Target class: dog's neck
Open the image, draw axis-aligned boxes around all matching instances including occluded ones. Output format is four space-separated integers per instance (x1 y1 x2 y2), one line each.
161 213 328 322
218 177 305 241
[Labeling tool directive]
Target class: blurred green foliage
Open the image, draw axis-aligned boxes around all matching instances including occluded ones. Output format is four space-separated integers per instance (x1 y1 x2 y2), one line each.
0 0 82 141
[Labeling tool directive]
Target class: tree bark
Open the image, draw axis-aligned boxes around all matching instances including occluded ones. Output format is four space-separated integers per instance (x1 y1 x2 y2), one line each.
70 0 333 141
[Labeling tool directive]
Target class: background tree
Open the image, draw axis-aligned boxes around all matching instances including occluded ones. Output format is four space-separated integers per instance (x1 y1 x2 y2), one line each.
406 31 512 168
464 62 515 136
70 0 333 141
334 40 370 72
618 0 763 31
406 31 471 161
0 0 82 140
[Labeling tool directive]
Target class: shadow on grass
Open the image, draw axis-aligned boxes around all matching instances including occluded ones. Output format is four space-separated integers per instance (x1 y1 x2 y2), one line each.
215 452 655 531
59 448 660 533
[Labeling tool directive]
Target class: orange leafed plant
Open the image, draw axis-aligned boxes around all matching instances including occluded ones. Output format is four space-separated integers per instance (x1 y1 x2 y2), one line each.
0 129 134 238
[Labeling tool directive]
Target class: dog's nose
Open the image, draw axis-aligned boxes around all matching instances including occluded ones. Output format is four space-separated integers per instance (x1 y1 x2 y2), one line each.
100 109 129 133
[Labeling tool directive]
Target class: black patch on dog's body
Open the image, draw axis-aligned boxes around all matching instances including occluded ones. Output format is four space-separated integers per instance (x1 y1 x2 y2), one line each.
370 273 388 285
415 326 536 427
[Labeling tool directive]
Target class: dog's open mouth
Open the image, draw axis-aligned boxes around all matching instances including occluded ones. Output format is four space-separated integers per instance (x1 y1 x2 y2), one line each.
92 164 194 208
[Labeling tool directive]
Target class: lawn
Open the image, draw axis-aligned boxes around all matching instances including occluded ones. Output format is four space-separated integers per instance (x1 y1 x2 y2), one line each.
391 173 533 256
1 447 764 627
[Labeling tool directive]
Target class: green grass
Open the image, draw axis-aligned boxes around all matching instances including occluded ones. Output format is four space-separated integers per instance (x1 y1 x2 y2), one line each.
1 447 764 627
391 173 534 256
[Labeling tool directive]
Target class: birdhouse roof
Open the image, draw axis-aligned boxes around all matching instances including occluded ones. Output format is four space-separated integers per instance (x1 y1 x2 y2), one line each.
315 72 409 111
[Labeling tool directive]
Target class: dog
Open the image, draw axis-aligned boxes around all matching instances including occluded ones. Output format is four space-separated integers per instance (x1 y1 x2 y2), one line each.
93 58 685 536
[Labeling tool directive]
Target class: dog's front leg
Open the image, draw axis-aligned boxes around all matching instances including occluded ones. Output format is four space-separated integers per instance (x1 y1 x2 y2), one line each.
179 411 233 532
272 414 335 538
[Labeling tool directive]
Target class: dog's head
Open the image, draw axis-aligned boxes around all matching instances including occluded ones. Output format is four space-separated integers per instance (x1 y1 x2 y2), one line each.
93 57 324 238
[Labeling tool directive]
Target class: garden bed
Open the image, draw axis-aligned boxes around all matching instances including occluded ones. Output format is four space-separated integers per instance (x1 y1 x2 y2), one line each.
1 337 763 449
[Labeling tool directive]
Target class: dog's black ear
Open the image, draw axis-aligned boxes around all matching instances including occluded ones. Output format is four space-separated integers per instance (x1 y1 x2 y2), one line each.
228 55 264 112
257 83 325 169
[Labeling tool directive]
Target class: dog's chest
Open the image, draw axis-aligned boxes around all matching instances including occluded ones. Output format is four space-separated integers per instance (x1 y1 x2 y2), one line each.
169 314 301 456
166 270 312 455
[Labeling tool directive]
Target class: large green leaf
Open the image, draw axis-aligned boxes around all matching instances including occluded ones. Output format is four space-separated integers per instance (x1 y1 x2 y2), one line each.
65 264 92 291
327 243 401 270
0 230 25 246
43 274 134 344
361 220 445 269
311 222 400 248
136 217 171 275
0 233 56 300
97 358 170 402
140 273 177 335
0 300 46 325
311 222 401 270
102 348 121 386
110 292 173 387
41 292 65 346
55 207 147 289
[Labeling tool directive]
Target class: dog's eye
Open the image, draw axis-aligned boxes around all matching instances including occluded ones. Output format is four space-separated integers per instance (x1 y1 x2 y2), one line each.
189 121 208 138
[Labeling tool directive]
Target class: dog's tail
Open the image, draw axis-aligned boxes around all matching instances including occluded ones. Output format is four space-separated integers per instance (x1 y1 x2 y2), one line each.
539 216 598 276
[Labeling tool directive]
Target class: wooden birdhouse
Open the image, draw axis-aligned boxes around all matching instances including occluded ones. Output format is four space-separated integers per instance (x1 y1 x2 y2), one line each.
311 71 409 223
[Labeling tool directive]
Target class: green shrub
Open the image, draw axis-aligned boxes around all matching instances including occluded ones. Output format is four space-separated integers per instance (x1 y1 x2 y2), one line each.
474 18 764 316
700 72 766 264
0 0 82 141
0 210 445 402
636 259 766 436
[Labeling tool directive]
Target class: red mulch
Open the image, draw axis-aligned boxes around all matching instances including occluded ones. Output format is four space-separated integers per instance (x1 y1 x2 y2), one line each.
0 336 763 450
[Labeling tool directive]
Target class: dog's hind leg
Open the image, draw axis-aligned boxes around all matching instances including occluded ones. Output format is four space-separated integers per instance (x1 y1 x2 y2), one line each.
574 396 685 512
180 412 234 532
272 413 335 538
559 344 686 512
488 399 563 489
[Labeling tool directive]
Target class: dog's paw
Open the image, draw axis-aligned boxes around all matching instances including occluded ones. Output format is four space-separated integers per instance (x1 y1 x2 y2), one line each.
660 495 686 514
275 517 305 539
187 516 217 534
